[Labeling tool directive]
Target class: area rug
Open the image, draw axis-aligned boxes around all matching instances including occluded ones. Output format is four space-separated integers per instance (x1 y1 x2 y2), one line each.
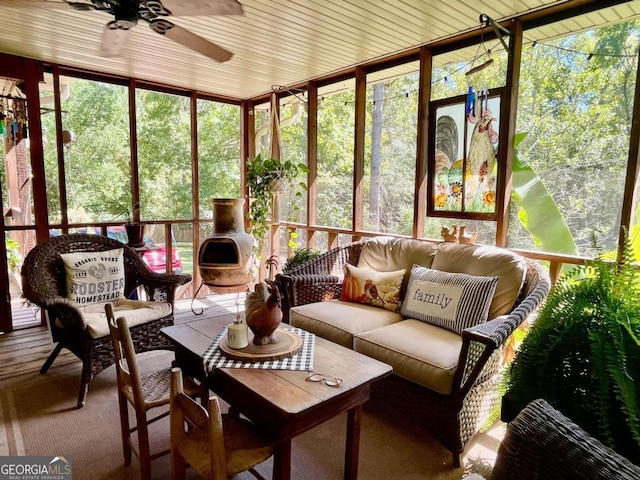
0 350 499 480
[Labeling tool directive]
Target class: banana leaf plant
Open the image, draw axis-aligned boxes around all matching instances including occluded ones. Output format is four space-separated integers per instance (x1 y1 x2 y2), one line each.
511 132 578 258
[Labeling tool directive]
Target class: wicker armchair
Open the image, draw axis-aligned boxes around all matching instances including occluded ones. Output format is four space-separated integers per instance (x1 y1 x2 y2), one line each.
488 398 640 479
275 240 551 466
21 233 192 408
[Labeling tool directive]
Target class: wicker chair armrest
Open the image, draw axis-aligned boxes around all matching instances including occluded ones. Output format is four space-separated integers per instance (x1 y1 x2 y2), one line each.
46 300 90 331
22 287 60 310
453 259 550 396
284 241 365 277
492 398 640 479
463 314 512 348
135 271 192 304
276 241 365 322
278 273 343 307
464 258 551 349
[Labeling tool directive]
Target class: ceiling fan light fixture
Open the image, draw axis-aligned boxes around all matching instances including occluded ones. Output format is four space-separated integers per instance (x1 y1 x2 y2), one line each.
113 18 137 29
112 2 140 28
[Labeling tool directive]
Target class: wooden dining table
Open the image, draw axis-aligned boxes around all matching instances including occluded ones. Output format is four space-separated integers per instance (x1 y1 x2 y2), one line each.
161 317 392 480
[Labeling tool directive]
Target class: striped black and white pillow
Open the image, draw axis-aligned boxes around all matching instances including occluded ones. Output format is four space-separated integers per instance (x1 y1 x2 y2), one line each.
400 264 498 334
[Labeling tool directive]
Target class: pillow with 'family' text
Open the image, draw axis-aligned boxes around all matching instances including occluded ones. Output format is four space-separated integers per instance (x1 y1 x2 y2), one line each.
340 263 405 312
400 264 498 334
60 248 126 307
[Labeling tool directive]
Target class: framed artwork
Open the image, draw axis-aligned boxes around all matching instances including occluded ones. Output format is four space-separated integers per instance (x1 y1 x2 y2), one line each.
428 88 503 217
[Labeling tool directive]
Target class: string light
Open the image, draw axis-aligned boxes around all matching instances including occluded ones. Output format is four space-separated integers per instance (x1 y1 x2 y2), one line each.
259 36 638 109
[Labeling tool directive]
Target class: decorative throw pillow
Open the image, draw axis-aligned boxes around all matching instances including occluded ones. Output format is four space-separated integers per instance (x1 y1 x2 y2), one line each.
401 264 498 334
339 264 405 312
60 248 126 307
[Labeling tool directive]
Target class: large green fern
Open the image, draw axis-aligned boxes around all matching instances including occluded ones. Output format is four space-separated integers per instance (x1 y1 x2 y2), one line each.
503 233 640 463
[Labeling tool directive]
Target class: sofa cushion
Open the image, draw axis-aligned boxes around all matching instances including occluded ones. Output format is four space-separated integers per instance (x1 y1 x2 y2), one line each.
354 319 462 395
290 299 403 348
339 264 405 312
401 265 498 334
60 248 126 307
357 237 439 295
71 298 172 339
432 242 526 319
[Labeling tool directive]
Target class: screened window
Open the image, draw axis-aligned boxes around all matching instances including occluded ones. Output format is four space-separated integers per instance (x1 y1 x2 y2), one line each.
316 80 355 229
47 78 130 224
364 65 418 236
136 89 192 221
509 20 639 257
197 98 241 218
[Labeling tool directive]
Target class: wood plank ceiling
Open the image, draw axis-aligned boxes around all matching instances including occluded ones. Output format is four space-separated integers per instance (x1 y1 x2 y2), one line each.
0 0 640 100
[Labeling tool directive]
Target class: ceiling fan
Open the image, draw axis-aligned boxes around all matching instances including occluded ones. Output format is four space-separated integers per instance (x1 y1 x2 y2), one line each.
0 0 243 62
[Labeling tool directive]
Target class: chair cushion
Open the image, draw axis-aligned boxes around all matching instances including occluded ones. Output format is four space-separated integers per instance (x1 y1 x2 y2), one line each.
290 299 402 348
354 319 462 395
77 298 172 339
59 248 126 307
432 242 526 319
400 264 498 334
339 264 405 312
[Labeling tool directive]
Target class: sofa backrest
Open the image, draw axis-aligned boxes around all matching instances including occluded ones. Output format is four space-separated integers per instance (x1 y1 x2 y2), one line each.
432 242 527 319
357 237 439 294
356 237 527 320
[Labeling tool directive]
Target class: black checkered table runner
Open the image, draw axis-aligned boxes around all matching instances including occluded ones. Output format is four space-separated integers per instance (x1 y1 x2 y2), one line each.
202 326 315 373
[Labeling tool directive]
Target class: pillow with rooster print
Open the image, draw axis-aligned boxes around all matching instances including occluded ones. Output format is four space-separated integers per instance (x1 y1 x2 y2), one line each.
60 248 126 307
339 264 405 312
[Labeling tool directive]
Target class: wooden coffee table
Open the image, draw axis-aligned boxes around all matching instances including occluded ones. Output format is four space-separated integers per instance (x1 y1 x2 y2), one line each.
161 318 392 480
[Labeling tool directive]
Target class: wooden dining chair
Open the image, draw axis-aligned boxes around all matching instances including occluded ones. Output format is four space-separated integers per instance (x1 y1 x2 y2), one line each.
169 367 275 480
106 304 205 480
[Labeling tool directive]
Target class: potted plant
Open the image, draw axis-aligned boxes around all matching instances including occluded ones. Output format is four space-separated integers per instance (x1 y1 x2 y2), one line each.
99 198 150 247
502 233 640 463
282 247 321 273
246 153 308 256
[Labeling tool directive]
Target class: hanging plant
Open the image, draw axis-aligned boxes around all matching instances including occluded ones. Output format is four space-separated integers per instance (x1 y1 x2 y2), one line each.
246 153 308 256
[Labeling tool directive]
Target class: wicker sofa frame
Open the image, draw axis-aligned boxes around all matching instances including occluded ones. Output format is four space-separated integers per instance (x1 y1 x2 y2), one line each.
21 233 192 408
276 239 550 467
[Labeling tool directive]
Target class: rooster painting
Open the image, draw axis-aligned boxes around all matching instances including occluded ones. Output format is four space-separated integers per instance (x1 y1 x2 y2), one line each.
465 109 498 205
433 106 498 213
245 281 283 345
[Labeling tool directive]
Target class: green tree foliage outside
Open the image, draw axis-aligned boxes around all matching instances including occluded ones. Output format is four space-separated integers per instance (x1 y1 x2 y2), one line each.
41 80 131 224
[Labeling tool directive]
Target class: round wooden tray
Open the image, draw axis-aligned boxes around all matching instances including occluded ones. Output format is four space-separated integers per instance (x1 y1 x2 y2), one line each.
219 329 303 362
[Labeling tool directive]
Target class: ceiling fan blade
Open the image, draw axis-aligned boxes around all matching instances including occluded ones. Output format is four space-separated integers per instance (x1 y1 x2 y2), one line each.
157 0 243 16
150 20 233 63
100 21 132 58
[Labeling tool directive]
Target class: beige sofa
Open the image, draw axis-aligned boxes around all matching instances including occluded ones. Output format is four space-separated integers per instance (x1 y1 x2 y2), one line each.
276 236 550 466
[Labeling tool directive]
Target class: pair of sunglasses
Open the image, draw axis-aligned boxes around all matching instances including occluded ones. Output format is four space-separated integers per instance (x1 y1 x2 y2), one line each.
305 372 343 388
